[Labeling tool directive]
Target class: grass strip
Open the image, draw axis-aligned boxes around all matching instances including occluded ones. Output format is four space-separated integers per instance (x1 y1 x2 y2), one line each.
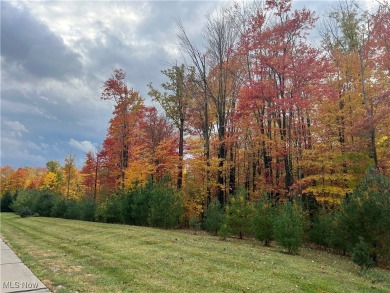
1 213 389 293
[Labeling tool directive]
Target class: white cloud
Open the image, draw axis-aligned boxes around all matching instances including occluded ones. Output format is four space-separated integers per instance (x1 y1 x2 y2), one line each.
22 1 145 56
3 120 28 137
69 138 96 154
26 140 43 151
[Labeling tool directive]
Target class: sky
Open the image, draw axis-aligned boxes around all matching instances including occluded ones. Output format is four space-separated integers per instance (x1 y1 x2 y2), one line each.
0 0 371 169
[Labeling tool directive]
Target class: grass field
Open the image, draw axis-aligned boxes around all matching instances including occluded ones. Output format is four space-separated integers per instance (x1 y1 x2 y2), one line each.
1 213 389 293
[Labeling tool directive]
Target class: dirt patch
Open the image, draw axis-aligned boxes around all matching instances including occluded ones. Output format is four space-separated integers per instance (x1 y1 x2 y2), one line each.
42 279 54 291
66 265 83 272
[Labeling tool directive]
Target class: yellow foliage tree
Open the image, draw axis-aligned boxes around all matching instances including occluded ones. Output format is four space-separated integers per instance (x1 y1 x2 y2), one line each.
124 157 155 190
62 155 81 199
41 171 60 192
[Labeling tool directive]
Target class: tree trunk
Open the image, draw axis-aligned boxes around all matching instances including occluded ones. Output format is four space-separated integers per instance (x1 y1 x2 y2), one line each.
177 118 184 189
229 146 236 196
217 137 226 206
94 155 99 202
203 77 211 205
359 47 378 168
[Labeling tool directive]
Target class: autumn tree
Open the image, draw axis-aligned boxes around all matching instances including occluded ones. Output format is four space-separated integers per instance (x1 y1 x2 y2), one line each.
177 16 213 204
0 166 15 195
239 0 329 200
148 64 195 189
41 172 60 192
370 2 390 176
98 141 119 196
120 106 176 189
204 5 243 204
0 166 44 194
309 0 390 204
177 4 244 205
23 167 45 190
63 154 79 199
100 69 177 192
46 161 62 180
10 168 29 192
100 69 143 190
362 2 390 173
137 106 176 182
80 151 101 201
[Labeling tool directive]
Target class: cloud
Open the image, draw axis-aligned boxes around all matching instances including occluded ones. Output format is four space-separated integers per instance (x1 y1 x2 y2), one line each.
0 136 47 167
0 0 227 168
3 120 29 137
0 2 82 79
69 139 97 154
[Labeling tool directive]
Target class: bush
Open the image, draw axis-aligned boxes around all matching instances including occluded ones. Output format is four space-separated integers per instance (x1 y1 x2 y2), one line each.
31 190 56 217
223 188 254 239
65 199 80 220
95 194 124 223
131 187 152 226
252 196 274 246
20 207 32 218
119 190 134 224
49 196 97 221
78 200 97 222
11 190 35 215
273 202 303 254
308 209 334 247
352 237 374 271
335 167 390 265
218 223 230 240
189 216 201 234
1 191 14 212
51 198 67 218
203 198 224 235
11 189 58 216
148 184 182 229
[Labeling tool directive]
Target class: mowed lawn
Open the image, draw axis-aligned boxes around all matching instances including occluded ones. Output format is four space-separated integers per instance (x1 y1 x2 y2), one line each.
1 213 389 293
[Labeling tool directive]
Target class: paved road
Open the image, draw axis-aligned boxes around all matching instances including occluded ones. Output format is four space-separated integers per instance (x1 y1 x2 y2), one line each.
0 238 50 293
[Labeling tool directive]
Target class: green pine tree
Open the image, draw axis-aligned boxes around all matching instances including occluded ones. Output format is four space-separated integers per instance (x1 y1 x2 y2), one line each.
273 202 303 254
223 188 254 239
352 237 374 271
252 196 274 246
203 198 224 235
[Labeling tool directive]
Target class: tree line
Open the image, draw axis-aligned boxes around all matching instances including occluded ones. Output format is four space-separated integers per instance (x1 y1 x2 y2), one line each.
83 0 389 207
2 168 389 268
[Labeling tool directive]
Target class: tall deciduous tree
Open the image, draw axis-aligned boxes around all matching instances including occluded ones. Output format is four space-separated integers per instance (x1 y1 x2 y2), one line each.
0 166 15 195
311 0 390 204
204 5 242 205
135 106 176 184
239 0 328 199
148 64 195 189
42 161 62 192
100 69 143 190
178 4 243 205
81 151 101 201
177 19 212 203
63 154 78 199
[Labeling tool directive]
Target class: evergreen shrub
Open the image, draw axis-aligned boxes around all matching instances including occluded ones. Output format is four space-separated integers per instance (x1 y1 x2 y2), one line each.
273 202 303 254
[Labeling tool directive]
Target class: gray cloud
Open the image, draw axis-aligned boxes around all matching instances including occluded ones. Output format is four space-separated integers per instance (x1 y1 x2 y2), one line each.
1 2 82 79
0 1 231 168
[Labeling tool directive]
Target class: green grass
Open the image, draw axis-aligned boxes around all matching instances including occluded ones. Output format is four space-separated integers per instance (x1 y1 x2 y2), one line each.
1 213 389 293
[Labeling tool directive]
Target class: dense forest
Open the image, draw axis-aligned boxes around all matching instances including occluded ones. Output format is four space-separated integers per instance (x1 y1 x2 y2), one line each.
1 0 389 268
